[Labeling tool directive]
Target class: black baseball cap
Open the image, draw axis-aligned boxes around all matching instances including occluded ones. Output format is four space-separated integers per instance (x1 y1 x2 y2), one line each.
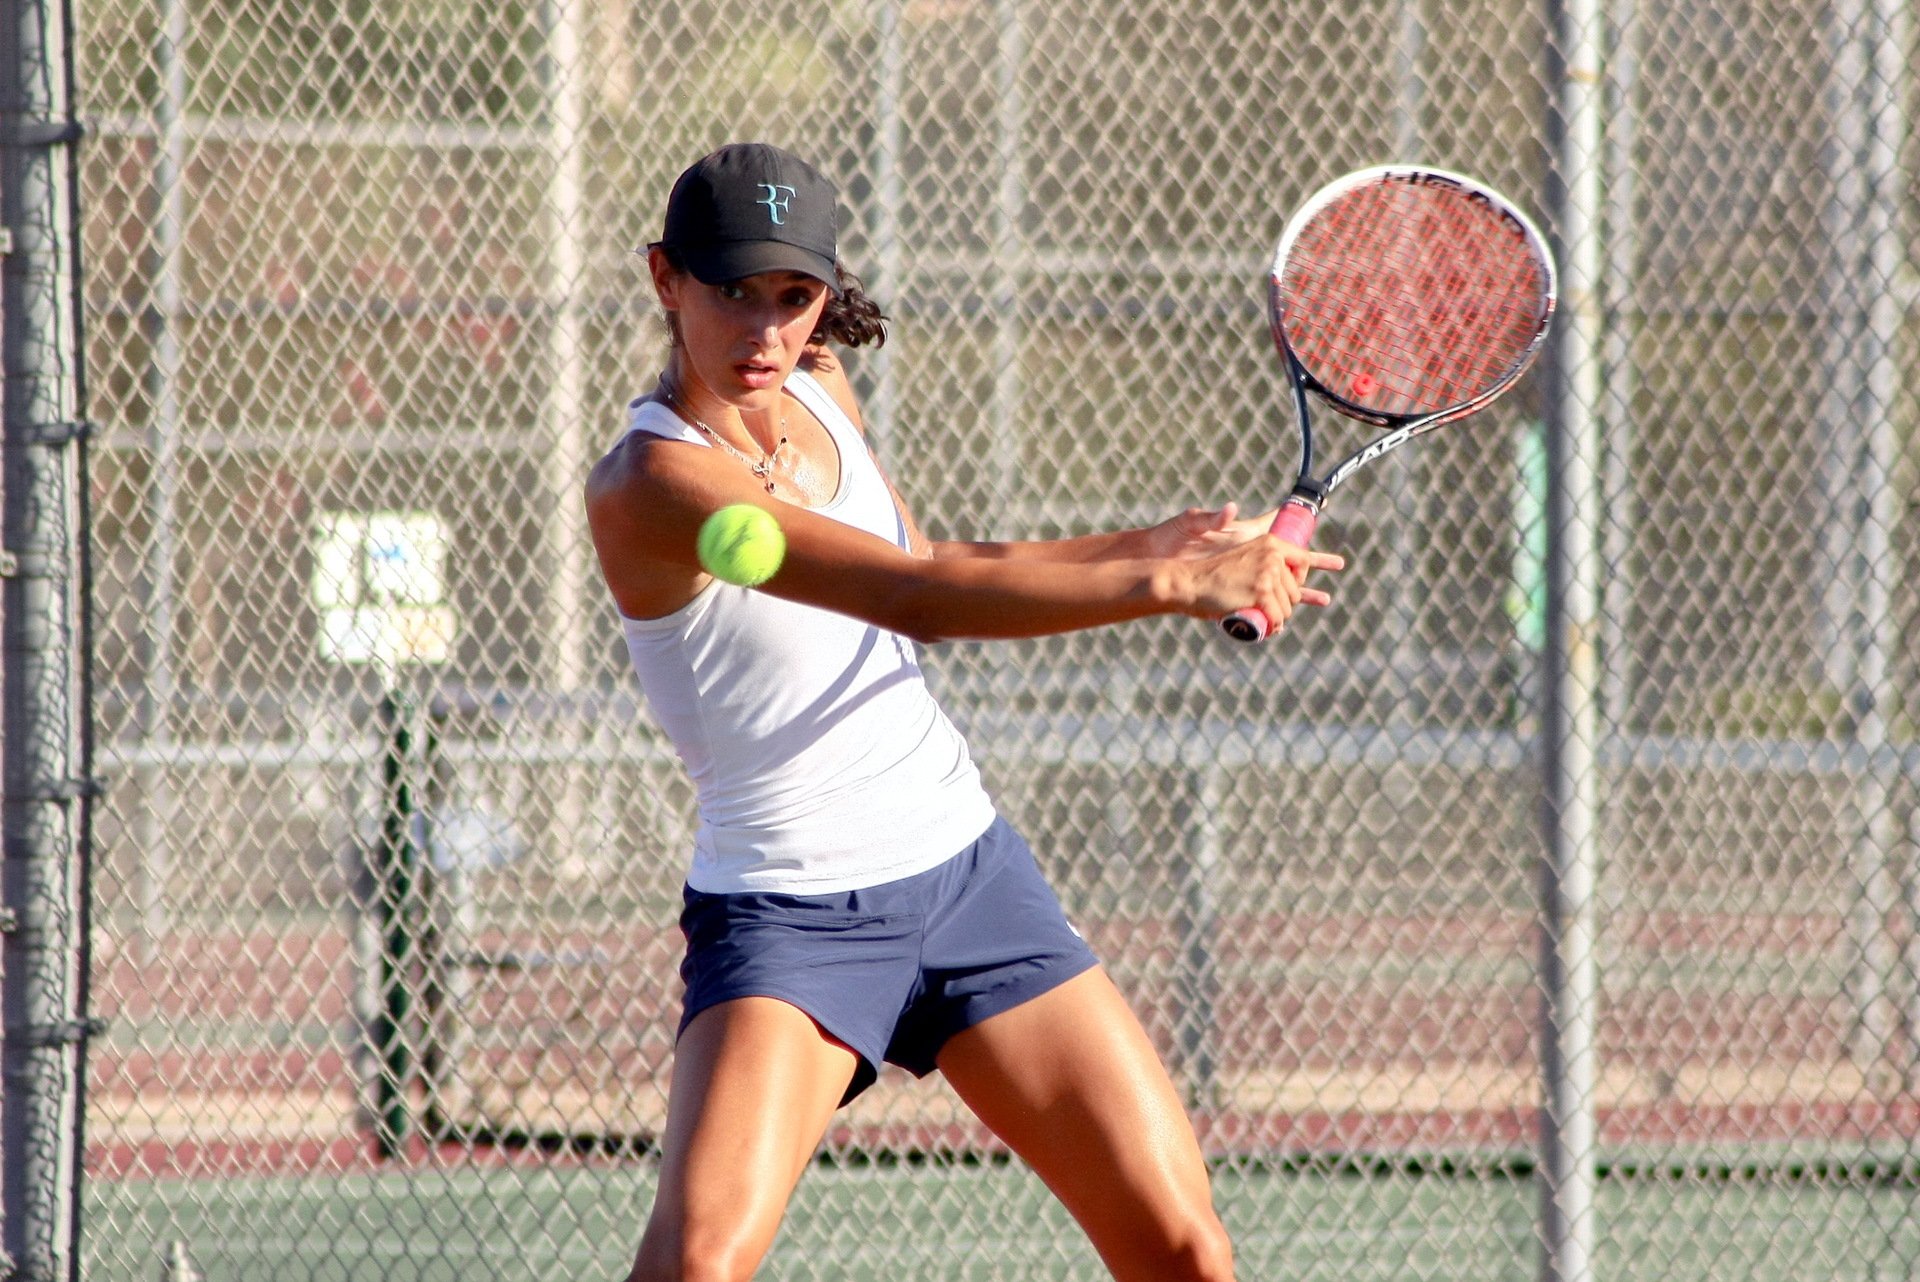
658 143 841 291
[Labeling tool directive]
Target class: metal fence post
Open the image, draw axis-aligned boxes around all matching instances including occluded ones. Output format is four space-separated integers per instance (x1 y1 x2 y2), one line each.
1 0 93 1270
863 0 903 458
132 0 189 961
1539 0 1607 1279
1825 0 1915 1083
369 689 431 1160
1906 800 1920 1081
1173 764 1222 1111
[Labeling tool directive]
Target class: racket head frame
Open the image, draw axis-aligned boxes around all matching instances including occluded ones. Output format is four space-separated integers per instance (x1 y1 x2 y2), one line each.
1265 164 1558 501
1223 165 1557 645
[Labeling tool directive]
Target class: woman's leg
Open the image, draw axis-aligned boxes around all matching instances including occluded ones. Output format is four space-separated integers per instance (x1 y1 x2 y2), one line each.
626 997 859 1282
936 967 1235 1282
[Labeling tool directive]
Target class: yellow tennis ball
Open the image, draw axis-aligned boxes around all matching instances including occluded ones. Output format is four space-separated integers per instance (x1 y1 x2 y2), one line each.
697 503 786 587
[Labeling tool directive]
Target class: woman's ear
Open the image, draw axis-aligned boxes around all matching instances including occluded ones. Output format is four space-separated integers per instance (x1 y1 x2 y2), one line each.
647 244 683 307
647 246 685 346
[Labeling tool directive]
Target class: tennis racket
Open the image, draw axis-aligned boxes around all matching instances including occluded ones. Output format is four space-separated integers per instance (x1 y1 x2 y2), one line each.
1223 165 1558 643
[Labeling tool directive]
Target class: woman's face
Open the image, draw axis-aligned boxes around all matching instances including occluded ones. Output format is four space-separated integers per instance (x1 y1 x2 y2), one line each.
654 252 830 408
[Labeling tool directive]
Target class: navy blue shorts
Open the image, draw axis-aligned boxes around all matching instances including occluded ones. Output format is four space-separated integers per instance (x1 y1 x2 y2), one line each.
677 815 1100 1103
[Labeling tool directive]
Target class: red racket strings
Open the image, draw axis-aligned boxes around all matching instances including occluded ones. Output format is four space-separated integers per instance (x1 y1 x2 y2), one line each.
1278 180 1549 418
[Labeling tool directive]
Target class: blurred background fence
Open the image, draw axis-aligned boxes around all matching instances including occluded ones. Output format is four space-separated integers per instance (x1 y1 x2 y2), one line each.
0 0 1914 1278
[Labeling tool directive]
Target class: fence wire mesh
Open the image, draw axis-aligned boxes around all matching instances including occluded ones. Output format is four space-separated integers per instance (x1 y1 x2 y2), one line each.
58 0 1920 1278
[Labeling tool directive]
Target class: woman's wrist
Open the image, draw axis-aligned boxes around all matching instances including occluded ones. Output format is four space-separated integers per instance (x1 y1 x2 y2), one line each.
1147 558 1193 615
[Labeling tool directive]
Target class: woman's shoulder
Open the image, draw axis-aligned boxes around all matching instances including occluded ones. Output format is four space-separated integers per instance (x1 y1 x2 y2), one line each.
794 347 865 434
586 407 702 512
583 419 711 619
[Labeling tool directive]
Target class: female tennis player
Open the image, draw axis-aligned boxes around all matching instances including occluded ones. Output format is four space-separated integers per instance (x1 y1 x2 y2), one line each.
586 142 1342 1282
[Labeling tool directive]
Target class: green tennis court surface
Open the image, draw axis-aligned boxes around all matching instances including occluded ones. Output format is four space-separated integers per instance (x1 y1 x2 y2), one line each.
88 1160 1919 1281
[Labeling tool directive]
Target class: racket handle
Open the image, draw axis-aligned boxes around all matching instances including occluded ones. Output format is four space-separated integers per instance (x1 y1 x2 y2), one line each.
1220 498 1320 644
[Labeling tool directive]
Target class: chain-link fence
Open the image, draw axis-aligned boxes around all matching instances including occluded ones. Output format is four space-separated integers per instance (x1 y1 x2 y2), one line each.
35 0 1920 1277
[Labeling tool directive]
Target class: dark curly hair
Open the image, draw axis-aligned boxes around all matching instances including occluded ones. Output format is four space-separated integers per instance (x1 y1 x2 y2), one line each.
654 247 888 350
815 266 888 348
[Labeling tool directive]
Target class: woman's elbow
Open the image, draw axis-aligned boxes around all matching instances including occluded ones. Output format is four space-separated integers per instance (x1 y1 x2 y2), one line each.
865 585 955 647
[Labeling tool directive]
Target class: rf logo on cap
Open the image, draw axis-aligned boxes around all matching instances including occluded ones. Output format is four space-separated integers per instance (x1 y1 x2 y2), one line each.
654 143 841 292
758 183 796 225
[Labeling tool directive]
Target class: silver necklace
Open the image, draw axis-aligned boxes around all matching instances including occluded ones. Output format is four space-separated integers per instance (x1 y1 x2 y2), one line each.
662 386 787 493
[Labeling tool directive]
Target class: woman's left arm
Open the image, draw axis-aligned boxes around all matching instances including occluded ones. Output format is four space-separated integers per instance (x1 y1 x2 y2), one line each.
800 352 1276 567
931 505 1273 565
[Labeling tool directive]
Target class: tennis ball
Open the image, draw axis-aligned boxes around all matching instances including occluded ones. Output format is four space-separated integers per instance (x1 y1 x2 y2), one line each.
697 503 786 587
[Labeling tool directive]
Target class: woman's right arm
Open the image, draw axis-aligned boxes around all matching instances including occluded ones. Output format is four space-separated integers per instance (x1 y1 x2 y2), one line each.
585 434 1335 644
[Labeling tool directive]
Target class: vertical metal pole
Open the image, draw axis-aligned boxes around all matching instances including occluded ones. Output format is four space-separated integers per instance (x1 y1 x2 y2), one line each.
1906 801 1920 1080
136 0 188 960
541 0 589 695
970 0 1025 704
1173 766 1222 1111
1596 0 1640 730
1816 0 1871 696
370 690 425 1160
1538 1 1606 1279
990 0 1024 528
1380 0 1427 689
865 0 903 459
2 0 93 1270
1834 0 1912 1077
1392 0 1426 161
540 0 592 876
416 704 465 1142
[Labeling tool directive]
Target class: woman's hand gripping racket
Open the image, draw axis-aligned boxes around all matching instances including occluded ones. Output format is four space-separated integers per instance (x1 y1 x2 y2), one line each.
1223 166 1558 642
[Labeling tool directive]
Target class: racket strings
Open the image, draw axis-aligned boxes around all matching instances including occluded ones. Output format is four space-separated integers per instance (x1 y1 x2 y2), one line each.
1280 181 1549 416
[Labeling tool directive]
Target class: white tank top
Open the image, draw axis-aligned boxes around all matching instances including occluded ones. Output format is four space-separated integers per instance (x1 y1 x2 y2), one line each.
617 370 996 894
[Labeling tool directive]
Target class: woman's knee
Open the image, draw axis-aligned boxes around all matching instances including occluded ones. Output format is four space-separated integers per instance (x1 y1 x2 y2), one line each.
624 1220 770 1282
1183 1212 1236 1282
1123 1208 1235 1282
624 1258 752 1282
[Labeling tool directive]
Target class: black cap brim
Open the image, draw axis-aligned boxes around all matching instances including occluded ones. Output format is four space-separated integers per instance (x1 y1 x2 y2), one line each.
679 240 839 293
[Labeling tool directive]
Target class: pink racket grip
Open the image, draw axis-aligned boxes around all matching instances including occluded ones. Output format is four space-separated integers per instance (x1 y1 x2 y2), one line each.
1219 499 1320 643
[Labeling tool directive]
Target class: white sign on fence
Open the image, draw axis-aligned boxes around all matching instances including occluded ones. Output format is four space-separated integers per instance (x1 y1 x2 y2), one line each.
311 510 458 666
